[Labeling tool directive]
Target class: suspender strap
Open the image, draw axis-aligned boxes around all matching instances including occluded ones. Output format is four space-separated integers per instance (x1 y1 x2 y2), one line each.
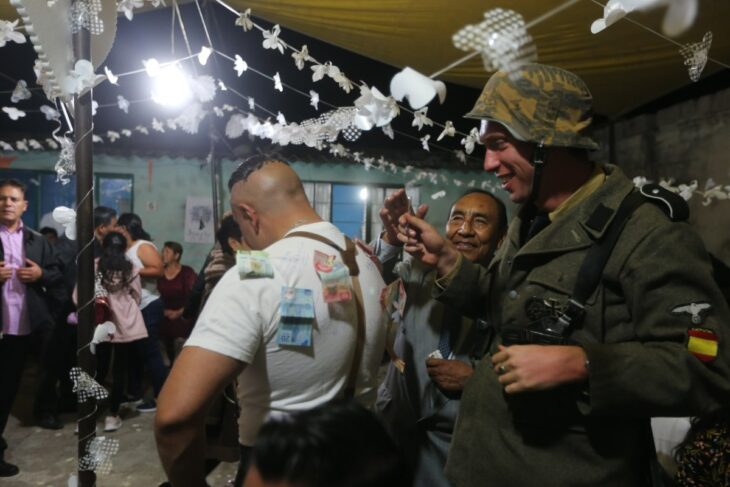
284 231 364 399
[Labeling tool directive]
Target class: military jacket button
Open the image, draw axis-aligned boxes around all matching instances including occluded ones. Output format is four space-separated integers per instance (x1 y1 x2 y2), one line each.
508 290 518 299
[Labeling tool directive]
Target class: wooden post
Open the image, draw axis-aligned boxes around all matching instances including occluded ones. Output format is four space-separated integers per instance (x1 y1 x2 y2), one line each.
73 8 97 486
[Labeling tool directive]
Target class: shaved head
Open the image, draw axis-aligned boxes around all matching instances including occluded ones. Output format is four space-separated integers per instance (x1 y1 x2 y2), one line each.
228 156 321 249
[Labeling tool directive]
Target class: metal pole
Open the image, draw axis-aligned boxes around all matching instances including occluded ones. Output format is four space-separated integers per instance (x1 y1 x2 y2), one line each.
208 127 220 230
73 9 96 486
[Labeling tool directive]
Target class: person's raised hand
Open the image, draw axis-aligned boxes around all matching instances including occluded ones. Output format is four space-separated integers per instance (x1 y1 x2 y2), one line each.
379 188 416 246
396 213 459 276
426 358 474 392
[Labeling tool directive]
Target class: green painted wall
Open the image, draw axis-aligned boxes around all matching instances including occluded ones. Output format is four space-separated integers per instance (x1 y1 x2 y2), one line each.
4 151 509 271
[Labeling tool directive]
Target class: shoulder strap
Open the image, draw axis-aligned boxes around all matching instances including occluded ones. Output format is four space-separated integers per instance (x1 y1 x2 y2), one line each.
284 231 365 399
551 191 646 336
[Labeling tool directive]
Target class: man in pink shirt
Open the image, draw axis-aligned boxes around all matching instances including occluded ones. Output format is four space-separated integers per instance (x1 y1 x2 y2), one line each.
0 179 62 477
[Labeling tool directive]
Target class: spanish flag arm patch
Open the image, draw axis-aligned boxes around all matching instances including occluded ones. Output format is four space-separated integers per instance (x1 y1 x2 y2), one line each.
687 327 719 362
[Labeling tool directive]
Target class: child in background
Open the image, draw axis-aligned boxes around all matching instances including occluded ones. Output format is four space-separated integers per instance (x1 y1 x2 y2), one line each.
96 231 148 432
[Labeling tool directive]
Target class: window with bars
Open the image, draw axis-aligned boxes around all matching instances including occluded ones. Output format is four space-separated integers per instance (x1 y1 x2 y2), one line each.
302 181 419 242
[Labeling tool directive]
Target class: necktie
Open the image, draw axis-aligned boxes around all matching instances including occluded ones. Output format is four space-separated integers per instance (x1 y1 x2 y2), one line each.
437 307 454 359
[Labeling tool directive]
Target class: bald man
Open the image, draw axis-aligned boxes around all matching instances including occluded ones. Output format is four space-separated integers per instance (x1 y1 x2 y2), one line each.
155 156 388 487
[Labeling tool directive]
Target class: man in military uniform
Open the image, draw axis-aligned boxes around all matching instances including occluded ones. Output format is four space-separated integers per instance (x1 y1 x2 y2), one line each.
397 63 730 486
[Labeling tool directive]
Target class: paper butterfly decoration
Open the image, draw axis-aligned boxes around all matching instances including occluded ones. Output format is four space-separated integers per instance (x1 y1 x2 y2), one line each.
197 46 212 65
354 85 400 130
679 31 712 82
262 24 285 54
70 366 108 402
273 72 283 92
117 0 143 21
420 134 431 151
63 59 105 96
79 436 119 475
382 124 394 140
0 19 26 47
454 150 467 164
390 67 446 110
2 106 26 120
431 190 446 200
117 95 129 113
106 130 120 142
452 8 537 76
292 45 311 70
411 107 433 131
438 121 456 141
90 321 116 353
234 55 248 76
460 127 480 155
235 8 253 31
590 0 697 37
309 90 320 110
11 80 31 103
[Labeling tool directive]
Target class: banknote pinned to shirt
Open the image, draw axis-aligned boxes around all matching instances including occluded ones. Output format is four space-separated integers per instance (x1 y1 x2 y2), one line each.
237 250 274 279
313 251 353 303
277 287 315 347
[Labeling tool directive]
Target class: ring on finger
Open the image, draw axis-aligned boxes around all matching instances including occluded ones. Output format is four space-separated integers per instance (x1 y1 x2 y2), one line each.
498 365 507 374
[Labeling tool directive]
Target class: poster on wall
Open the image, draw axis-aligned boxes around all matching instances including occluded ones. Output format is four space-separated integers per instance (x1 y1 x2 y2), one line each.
184 197 214 244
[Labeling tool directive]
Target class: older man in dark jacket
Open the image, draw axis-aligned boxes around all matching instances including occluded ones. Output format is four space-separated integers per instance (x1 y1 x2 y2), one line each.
0 178 63 477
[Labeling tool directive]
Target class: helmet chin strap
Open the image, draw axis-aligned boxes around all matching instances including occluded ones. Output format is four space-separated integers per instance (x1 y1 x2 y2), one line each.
528 142 547 204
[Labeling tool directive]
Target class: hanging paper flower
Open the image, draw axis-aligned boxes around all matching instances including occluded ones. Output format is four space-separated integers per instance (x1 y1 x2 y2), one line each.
218 80 227 91
15 139 28 151
92 135 102 143
420 134 431 151
382 124 394 140
276 112 286 125
309 90 320 110
152 118 165 132
431 190 446 200
106 131 120 142
166 119 178 130
248 97 255 111
411 107 433 131
0 140 12 151
91 100 98 117
437 121 456 141
197 46 212 65
0 19 26 47
460 127 480 154
354 85 400 129
63 59 105 96
135 125 149 135
117 95 129 114
173 103 206 134
402 165 413 174
40 105 60 121
262 24 286 54
235 8 254 31
27 139 42 150
189 75 217 102
2 106 26 120
233 54 248 76
10 80 31 103
311 62 340 82
273 72 283 92
213 106 224 117
121 129 132 137
45 138 59 149
331 71 354 93
117 0 144 21
104 66 118 84
292 45 311 70
390 66 447 110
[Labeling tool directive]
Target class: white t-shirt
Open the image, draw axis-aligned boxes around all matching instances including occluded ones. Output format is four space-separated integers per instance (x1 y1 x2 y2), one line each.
126 239 160 309
186 222 387 446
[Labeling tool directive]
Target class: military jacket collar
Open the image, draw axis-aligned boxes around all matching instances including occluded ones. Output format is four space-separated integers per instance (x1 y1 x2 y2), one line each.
506 164 634 258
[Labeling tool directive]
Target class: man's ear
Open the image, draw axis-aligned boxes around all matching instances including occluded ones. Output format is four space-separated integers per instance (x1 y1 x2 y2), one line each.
241 203 259 233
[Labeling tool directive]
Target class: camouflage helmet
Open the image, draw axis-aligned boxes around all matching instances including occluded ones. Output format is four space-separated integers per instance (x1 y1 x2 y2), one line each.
465 63 599 151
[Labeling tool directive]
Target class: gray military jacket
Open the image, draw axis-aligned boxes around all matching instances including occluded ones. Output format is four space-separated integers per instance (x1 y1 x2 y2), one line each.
437 165 730 486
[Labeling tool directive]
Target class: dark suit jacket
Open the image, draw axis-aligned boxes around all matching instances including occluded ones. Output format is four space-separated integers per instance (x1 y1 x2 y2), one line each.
0 226 64 331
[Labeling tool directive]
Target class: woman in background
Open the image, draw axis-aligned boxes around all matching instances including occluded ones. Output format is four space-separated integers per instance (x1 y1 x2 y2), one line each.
157 241 196 365
116 213 168 413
